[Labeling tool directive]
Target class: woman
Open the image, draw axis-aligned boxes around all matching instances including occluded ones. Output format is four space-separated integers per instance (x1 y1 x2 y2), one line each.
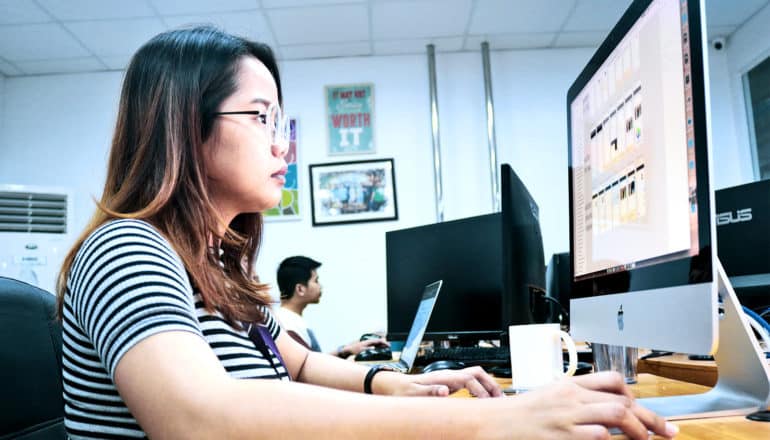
57 26 677 439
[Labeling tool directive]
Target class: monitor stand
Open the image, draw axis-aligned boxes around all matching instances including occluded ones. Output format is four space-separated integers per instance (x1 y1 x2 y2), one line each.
638 260 770 420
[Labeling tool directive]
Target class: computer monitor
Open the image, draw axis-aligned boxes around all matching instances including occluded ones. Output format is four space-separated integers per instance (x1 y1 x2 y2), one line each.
568 0 770 418
386 163 546 343
567 0 717 355
385 213 504 343
545 252 572 325
715 179 770 300
500 163 546 328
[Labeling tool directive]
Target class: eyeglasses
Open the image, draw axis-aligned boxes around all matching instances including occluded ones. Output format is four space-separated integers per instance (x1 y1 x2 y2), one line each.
215 102 290 146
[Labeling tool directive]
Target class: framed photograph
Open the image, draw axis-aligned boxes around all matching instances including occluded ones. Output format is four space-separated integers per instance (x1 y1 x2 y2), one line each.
325 83 375 155
309 159 398 226
264 118 301 221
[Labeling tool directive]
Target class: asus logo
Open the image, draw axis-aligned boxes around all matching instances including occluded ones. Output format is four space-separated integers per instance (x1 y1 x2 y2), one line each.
716 208 752 226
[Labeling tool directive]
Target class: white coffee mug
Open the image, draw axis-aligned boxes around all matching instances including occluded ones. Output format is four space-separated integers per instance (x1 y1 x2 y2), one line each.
508 323 578 390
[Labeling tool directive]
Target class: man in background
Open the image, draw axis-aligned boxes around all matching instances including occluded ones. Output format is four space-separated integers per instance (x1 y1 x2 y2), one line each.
275 256 388 358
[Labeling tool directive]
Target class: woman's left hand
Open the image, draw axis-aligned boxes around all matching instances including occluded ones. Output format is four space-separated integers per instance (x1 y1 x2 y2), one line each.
391 366 503 398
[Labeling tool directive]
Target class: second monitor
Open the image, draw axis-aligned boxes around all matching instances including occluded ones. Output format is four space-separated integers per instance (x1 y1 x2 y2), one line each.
386 164 545 344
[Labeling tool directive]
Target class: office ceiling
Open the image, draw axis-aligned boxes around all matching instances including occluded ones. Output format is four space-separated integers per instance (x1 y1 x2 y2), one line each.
0 0 767 77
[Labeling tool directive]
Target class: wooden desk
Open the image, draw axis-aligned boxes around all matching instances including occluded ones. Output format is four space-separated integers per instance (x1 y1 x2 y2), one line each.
451 373 770 439
637 354 770 388
637 354 717 387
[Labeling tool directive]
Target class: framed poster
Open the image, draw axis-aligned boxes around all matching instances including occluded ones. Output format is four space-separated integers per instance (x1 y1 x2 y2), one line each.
325 83 375 155
264 118 300 221
308 159 397 226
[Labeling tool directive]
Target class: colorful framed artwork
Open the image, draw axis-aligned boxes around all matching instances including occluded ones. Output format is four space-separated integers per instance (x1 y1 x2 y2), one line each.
308 158 398 226
325 83 375 155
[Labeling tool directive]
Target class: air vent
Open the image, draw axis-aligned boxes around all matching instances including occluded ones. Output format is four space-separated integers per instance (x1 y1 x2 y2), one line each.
0 191 67 234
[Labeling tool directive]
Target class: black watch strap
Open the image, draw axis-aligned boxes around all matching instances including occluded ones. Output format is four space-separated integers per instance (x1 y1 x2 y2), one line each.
364 365 393 394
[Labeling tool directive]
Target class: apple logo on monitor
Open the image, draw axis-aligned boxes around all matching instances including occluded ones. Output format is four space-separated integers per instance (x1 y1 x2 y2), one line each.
617 305 624 331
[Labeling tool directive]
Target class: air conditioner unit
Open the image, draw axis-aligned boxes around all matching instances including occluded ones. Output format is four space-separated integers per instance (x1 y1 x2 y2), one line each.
0 185 74 295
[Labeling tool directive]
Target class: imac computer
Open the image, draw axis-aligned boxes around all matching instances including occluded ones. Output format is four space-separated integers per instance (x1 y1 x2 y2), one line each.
567 0 770 418
386 164 545 344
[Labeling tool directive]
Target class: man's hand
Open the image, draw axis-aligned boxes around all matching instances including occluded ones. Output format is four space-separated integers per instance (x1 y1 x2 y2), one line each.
337 338 390 357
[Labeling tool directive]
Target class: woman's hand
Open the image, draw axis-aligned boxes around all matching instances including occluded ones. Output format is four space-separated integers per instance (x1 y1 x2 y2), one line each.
491 371 678 440
389 366 503 398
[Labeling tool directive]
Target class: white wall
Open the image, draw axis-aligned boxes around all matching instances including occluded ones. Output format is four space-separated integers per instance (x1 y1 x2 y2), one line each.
0 34 764 350
0 75 5 144
722 2 770 185
259 49 595 350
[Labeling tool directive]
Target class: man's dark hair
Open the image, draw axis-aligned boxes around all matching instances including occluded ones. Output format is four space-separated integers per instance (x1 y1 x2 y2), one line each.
277 256 322 299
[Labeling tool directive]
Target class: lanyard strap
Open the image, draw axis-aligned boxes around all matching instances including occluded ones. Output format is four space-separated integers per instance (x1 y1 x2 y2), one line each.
247 323 291 381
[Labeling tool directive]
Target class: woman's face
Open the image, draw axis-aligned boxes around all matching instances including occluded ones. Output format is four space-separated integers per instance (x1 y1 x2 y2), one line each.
204 56 288 220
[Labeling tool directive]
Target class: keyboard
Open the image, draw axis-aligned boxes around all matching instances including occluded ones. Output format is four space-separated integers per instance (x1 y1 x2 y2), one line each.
415 346 511 367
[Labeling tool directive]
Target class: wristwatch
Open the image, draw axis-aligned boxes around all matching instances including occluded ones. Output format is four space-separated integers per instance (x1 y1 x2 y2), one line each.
364 365 395 394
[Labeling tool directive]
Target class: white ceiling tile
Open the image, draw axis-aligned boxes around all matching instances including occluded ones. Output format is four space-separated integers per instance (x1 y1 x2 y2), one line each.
553 31 607 48
373 37 464 55
0 0 51 24
35 0 156 21
163 11 275 47
267 4 368 45
0 23 90 61
263 0 365 6
562 0 632 32
280 41 370 59
464 33 555 51
65 18 167 57
150 0 259 15
15 56 105 75
705 0 768 27
469 0 575 34
99 54 133 70
0 58 23 75
372 0 471 39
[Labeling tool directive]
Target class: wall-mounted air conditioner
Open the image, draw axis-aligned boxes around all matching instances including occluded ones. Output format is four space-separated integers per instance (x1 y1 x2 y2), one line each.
0 185 74 295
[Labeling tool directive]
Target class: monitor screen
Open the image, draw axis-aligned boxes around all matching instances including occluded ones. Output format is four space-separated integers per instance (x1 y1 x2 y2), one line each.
567 0 717 354
386 164 546 342
386 214 504 342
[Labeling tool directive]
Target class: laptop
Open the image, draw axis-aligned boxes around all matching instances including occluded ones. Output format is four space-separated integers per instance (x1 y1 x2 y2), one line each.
377 280 442 373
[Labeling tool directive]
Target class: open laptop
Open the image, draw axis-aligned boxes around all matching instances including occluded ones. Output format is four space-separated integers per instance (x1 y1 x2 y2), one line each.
376 280 442 373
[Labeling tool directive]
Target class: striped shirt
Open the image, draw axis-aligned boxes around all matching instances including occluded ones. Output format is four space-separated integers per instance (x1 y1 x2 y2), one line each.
62 219 289 439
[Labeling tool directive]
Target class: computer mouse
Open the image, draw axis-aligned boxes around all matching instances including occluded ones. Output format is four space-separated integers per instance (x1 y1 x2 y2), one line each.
354 347 393 362
359 333 389 348
422 360 467 373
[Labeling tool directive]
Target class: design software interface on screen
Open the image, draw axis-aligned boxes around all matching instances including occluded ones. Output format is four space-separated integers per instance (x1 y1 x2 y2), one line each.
570 0 699 281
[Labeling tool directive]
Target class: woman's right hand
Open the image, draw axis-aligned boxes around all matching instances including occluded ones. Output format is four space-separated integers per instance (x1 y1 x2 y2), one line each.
482 371 678 440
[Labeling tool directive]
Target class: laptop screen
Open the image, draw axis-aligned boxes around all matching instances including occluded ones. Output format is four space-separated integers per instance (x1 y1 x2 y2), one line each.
398 280 442 369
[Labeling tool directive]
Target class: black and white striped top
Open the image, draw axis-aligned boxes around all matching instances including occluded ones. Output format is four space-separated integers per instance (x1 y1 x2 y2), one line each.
62 219 289 439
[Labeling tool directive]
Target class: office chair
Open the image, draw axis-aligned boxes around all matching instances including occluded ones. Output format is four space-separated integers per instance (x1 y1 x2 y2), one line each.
0 277 65 440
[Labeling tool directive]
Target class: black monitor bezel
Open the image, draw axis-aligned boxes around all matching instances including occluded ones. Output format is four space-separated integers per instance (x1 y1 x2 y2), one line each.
385 214 506 343
566 0 713 297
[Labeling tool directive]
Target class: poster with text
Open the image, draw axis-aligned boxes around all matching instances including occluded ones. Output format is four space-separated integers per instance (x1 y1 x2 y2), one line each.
326 83 375 155
264 119 300 221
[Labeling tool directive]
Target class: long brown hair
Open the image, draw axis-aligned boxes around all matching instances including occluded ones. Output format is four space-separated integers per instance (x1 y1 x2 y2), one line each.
57 27 283 325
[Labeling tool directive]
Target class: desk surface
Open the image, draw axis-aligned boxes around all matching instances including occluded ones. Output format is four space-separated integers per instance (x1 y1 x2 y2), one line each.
451 373 770 439
637 354 718 387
